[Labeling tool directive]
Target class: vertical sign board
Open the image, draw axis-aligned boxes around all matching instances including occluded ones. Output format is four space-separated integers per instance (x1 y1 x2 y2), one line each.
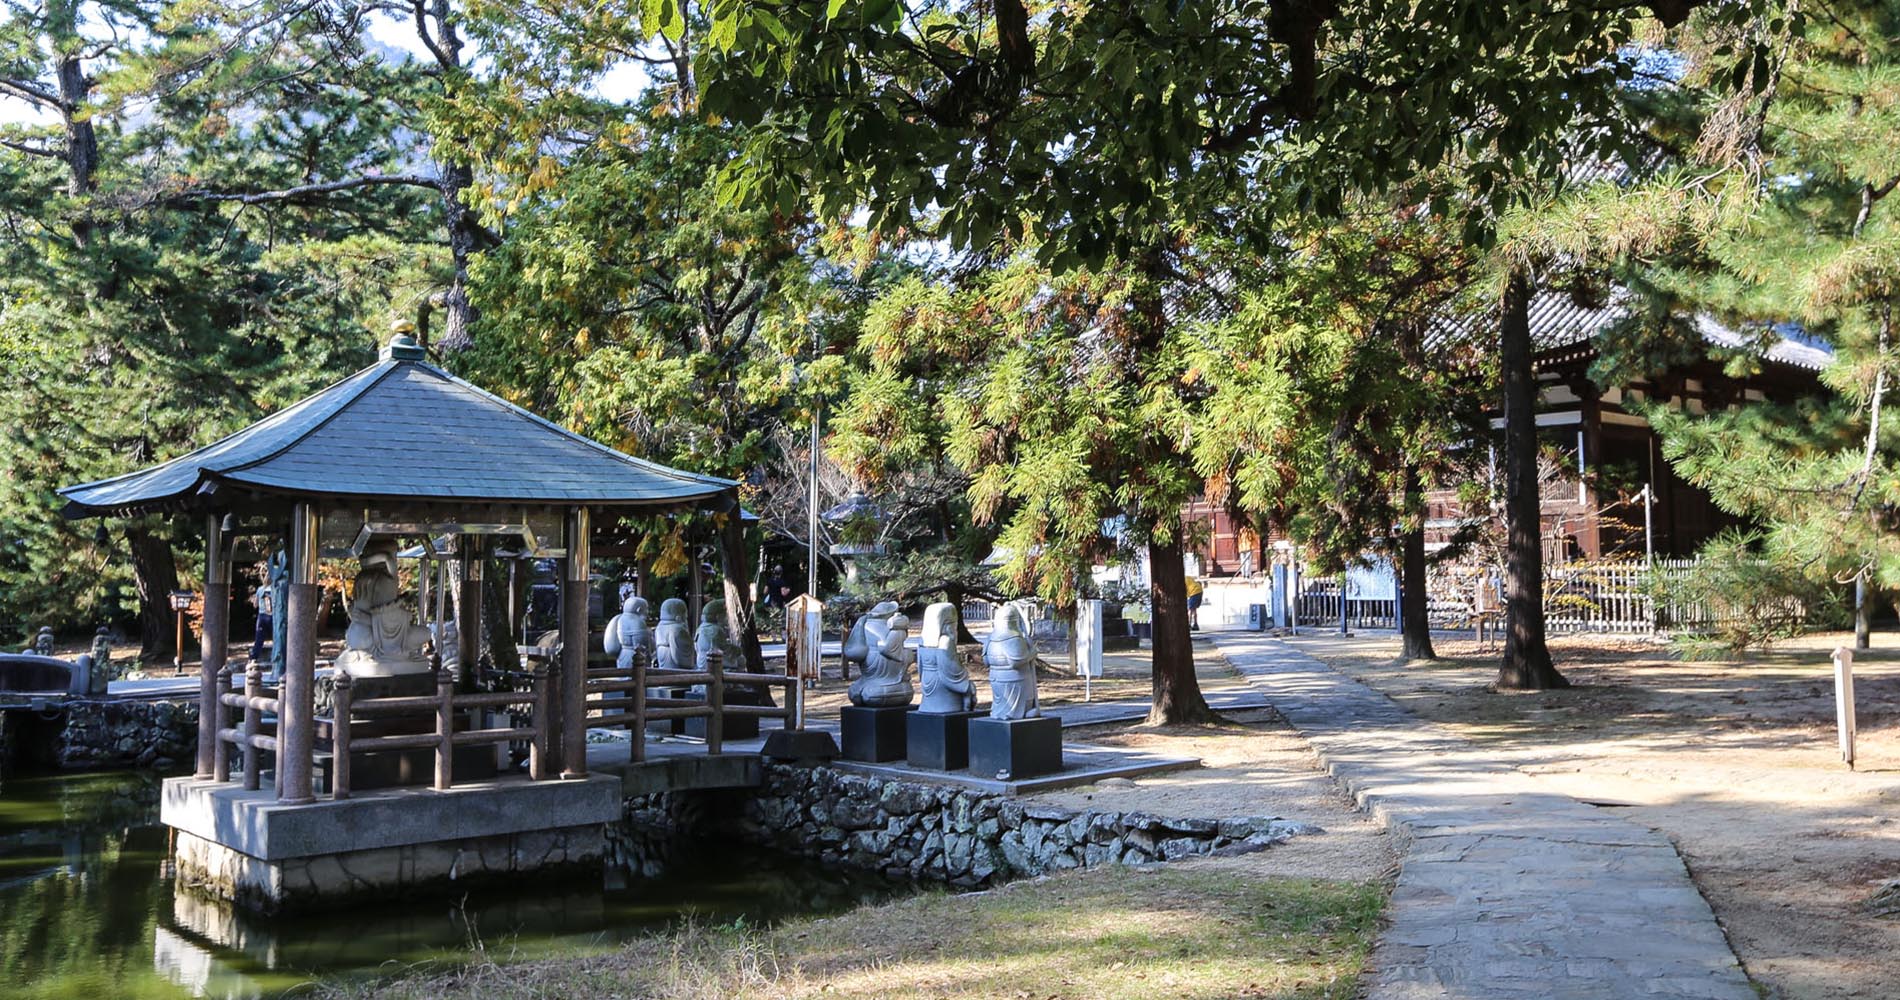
1076 599 1104 679
786 594 824 686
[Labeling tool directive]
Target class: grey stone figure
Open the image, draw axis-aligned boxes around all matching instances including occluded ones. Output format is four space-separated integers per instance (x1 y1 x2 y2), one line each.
654 598 692 671
604 595 654 670
849 612 914 707
266 547 289 680
335 543 431 677
983 602 1040 719
88 628 113 691
31 626 54 656
694 599 739 671
917 602 975 713
841 599 899 678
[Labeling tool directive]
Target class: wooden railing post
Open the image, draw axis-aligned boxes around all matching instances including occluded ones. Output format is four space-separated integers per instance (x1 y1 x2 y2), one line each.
435 666 454 791
242 665 262 792
530 666 551 781
707 648 724 755
213 665 233 783
332 671 353 800
632 648 648 763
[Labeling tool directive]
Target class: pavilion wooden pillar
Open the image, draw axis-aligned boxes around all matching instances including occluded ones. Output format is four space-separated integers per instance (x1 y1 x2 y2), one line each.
457 538 482 683
195 514 231 778
279 503 319 804
561 506 590 779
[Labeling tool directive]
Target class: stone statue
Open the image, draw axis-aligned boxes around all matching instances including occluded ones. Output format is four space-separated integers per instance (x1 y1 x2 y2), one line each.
266 547 289 680
983 602 1039 719
694 599 739 671
842 600 899 678
604 595 654 670
654 598 692 671
334 543 432 677
917 602 975 713
88 628 113 689
30 626 53 656
849 612 914 707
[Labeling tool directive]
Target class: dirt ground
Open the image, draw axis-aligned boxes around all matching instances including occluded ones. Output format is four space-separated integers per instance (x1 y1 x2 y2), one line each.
1292 629 1900 1000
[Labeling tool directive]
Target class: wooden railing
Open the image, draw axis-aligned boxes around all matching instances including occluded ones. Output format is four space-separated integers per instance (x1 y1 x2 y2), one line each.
322 666 552 800
583 649 799 761
214 665 280 793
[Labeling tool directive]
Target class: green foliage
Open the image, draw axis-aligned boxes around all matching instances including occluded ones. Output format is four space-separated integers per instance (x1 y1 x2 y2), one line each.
1658 531 1848 654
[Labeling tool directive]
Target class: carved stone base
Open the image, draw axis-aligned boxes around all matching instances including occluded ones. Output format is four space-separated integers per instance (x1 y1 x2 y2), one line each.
839 705 911 763
906 709 984 771
968 715 1063 780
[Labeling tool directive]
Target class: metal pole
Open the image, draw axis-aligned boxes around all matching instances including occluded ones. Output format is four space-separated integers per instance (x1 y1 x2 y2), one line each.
1643 483 1654 565
196 514 229 779
1338 572 1349 635
561 506 591 779
278 503 319 805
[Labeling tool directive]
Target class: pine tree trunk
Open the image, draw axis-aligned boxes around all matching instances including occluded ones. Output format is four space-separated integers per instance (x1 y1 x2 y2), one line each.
1146 532 1216 725
1401 466 1437 661
1497 265 1567 690
717 513 766 674
129 527 178 663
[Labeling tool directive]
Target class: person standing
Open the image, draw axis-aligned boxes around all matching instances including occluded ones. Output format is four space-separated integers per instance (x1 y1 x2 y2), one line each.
1185 573 1204 631
249 566 274 665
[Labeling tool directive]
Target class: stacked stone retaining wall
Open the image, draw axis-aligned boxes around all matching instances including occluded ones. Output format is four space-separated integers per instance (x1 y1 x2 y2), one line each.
56 698 197 770
625 762 1317 887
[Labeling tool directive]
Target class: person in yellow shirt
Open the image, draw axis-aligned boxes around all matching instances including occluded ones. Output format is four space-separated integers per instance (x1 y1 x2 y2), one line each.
1185 574 1204 631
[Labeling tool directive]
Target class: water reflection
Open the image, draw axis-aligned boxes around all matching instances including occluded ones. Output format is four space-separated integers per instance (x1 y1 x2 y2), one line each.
0 771 899 1000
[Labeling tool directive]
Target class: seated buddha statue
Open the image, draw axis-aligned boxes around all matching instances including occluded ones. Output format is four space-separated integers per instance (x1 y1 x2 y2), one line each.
335 543 432 677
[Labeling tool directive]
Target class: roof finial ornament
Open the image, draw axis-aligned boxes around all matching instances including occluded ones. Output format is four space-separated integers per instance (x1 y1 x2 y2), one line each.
382 321 426 362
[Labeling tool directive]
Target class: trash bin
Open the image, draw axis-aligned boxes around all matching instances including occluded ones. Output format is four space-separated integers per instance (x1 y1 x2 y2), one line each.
1247 604 1268 631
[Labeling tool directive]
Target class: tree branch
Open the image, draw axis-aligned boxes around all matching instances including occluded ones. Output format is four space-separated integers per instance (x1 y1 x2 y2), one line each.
0 136 64 158
0 78 66 110
411 0 455 70
165 173 440 206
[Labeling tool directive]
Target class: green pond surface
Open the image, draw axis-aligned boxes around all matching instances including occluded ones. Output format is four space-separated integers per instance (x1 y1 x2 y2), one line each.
0 770 899 1000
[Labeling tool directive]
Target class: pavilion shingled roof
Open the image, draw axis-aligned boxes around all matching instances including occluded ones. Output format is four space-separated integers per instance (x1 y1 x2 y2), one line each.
59 339 736 518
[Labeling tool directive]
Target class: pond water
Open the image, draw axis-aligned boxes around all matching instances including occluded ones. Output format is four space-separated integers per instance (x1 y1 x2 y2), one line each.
0 770 900 999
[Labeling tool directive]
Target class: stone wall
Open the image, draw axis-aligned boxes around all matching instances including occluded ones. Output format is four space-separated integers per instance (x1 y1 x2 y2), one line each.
626 762 1319 888
56 698 197 770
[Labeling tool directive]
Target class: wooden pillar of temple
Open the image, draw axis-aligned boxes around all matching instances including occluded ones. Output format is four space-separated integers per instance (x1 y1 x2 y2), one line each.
279 503 319 804
457 537 482 683
561 506 590 779
196 514 231 778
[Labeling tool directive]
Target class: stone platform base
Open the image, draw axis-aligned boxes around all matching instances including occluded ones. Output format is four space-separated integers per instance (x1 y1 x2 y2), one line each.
162 773 621 913
969 715 1063 780
840 704 911 762
906 709 983 771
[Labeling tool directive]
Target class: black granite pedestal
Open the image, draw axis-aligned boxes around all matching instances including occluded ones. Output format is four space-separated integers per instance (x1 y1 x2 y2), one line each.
968 715 1063 780
840 705 911 762
905 709 984 771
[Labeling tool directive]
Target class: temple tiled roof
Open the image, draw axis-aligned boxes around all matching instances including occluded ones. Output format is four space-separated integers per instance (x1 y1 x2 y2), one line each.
60 339 736 517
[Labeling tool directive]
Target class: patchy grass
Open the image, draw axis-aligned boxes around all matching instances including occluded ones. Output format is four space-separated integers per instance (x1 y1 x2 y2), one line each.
323 865 1385 1000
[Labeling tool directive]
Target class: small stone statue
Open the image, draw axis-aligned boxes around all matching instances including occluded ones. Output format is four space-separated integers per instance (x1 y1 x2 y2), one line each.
842 600 899 678
654 598 692 671
695 599 739 671
983 602 1040 719
917 602 975 713
88 628 113 688
266 547 289 680
604 595 654 670
849 611 915 707
31 626 54 656
335 542 432 677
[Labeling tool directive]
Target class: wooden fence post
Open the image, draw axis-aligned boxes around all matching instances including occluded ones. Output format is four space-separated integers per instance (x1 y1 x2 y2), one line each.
632 649 648 763
242 665 262 792
707 648 724 755
332 671 353 800
530 666 551 781
435 666 455 791
1834 646 1857 769
213 664 233 783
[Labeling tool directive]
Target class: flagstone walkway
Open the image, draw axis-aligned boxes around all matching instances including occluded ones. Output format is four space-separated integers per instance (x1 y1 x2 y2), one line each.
1211 634 1755 1000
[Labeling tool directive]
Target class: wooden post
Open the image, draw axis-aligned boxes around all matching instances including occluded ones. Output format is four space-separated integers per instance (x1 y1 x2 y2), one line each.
332 671 353 800
213 665 233 783
531 664 554 780
457 539 483 684
561 506 590 779
278 503 319 804
435 666 454 791
197 514 229 778
242 665 262 792
706 647 725 755
1834 646 1857 769
631 648 648 763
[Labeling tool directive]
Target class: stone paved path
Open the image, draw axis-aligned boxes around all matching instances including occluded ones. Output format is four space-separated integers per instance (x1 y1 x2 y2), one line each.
1211 634 1755 1000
